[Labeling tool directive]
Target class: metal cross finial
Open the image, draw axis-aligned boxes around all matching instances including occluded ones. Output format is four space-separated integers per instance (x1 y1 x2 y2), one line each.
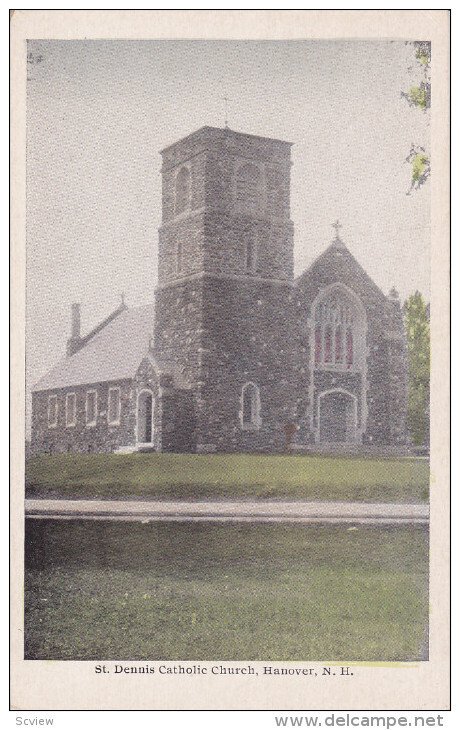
332 220 342 237
223 96 229 129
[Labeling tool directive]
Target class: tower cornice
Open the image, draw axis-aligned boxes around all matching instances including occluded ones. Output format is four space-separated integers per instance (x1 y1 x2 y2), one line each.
154 271 294 293
160 125 293 155
158 205 294 231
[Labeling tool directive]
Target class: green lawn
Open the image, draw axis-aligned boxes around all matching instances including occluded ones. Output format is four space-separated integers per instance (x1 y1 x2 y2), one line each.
25 453 429 502
25 520 428 661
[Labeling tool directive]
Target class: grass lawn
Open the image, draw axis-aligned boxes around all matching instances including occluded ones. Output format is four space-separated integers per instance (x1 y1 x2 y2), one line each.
25 520 428 661
25 453 429 502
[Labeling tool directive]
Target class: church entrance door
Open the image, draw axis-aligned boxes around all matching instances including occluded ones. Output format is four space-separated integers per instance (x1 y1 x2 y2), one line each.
137 390 154 445
319 390 357 443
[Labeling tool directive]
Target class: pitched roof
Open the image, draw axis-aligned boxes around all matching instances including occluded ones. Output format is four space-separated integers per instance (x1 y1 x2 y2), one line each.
296 239 387 302
33 303 156 392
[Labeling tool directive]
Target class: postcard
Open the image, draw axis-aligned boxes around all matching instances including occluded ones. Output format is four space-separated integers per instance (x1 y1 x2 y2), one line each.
10 9 450 711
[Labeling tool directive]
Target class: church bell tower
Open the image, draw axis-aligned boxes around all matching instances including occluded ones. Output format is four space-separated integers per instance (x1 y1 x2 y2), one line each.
154 126 298 452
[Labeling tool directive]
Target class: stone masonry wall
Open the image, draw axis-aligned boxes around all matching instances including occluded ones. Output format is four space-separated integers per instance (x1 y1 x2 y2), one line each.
158 212 206 283
194 277 299 452
202 211 294 281
153 279 205 390
158 210 294 287
154 127 297 452
30 379 136 454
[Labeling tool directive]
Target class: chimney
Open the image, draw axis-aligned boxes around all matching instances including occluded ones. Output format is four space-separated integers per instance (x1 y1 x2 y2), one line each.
67 303 82 356
71 303 81 338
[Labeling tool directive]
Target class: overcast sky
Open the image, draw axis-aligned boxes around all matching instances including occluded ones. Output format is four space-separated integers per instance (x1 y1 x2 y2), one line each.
26 39 430 425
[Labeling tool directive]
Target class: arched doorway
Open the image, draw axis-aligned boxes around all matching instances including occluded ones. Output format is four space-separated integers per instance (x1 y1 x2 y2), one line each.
319 390 357 443
137 390 154 446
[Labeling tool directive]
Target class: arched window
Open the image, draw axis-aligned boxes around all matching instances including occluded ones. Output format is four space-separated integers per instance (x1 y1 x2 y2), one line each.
175 166 191 216
313 287 365 371
240 382 261 430
235 163 263 213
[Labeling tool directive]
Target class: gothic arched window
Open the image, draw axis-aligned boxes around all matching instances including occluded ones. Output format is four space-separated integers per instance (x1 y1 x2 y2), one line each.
240 382 261 430
175 166 191 216
313 288 366 371
235 163 263 213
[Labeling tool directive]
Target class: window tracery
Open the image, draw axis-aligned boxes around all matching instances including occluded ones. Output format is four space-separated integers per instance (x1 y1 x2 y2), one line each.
313 290 364 370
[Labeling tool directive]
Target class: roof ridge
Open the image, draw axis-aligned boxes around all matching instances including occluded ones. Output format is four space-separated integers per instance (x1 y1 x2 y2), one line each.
74 302 128 354
160 125 293 154
296 242 387 300
32 301 156 392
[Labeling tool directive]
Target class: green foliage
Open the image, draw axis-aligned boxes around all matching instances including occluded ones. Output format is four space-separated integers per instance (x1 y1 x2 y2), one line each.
414 41 431 69
415 48 430 67
25 452 429 503
404 291 430 445
405 145 430 192
25 520 429 661
402 42 431 192
409 84 428 109
412 153 429 181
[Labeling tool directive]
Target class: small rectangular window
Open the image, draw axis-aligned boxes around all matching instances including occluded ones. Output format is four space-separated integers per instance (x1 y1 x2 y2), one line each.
47 395 58 428
108 387 121 425
86 390 97 426
66 392 76 427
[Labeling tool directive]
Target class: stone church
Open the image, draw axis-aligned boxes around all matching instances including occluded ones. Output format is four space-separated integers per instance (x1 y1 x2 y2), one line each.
31 126 408 455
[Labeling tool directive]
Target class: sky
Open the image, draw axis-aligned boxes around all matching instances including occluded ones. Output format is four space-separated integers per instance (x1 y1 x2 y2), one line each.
26 39 430 427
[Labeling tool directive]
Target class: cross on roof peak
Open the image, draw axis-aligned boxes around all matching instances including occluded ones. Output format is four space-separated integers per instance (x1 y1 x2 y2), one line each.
332 220 342 236
331 220 346 248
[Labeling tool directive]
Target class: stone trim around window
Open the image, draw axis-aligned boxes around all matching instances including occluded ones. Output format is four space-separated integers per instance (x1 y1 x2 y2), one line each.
108 387 121 426
47 394 58 428
239 381 262 431
136 388 155 446
85 389 98 427
65 392 77 427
